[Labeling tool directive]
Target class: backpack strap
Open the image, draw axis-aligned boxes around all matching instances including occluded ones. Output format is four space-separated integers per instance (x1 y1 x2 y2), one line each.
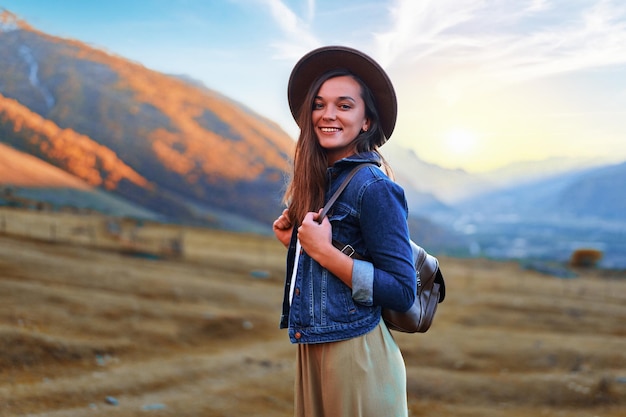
319 163 377 260
318 163 376 223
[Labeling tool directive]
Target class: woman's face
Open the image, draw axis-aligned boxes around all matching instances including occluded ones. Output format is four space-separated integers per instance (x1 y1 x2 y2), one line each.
312 75 370 164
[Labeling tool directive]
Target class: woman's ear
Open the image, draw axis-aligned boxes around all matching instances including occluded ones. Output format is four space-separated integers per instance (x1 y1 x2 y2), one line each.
363 119 370 132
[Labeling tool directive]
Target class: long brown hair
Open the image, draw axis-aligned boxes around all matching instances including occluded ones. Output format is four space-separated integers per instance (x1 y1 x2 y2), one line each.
284 69 392 226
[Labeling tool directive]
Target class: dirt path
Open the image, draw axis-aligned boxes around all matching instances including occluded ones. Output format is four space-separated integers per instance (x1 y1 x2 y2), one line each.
4 339 295 416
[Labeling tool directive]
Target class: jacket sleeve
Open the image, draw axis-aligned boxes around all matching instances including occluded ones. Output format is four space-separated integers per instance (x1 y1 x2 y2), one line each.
358 177 416 312
351 259 374 305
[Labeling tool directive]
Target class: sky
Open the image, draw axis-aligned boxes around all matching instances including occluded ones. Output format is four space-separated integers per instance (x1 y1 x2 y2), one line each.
2 0 626 172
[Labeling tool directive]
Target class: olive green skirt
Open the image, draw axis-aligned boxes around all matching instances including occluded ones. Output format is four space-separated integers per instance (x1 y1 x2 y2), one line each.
294 319 408 417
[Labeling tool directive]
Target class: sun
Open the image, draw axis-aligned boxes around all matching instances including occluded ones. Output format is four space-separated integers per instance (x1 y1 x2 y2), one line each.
443 128 477 154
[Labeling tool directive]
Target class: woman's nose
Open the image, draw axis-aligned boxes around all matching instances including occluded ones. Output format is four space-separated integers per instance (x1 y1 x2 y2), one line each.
322 106 336 120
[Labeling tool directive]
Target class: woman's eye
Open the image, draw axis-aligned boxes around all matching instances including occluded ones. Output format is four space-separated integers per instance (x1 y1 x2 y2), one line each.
339 104 352 110
313 102 324 110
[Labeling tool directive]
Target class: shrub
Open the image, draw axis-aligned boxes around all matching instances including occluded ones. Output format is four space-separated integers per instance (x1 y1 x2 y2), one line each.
570 248 603 268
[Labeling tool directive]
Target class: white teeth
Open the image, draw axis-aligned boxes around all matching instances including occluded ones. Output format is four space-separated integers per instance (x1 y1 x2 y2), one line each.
321 128 340 132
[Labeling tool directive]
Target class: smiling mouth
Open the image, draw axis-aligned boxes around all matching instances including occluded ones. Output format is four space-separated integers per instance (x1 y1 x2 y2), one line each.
320 127 341 133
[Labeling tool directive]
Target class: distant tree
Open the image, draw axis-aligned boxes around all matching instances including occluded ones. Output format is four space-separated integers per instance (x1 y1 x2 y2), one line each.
570 248 603 268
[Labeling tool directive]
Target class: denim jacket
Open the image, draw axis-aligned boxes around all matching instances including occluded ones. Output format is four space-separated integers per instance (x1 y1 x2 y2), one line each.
279 152 416 344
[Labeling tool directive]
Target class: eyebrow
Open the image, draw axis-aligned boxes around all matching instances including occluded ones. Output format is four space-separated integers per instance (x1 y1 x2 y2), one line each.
315 95 357 102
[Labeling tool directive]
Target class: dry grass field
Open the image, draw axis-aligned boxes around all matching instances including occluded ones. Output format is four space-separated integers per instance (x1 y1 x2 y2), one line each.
1 207 625 417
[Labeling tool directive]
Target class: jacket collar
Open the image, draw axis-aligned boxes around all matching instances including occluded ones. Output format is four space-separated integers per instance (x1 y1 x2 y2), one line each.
328 151 382 174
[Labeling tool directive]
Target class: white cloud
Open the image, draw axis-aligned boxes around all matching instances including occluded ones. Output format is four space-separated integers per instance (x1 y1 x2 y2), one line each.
526 0 551 13
486 2 626 83
375 0 626 85
306 0 316 22
373 0 484 68
257 0 320 60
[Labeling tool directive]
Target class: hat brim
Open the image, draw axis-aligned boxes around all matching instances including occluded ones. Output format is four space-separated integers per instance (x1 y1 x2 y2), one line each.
287 46 397 142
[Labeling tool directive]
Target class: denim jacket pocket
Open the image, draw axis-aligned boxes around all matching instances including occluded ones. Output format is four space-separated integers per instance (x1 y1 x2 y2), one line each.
323 269 359 323
327 202 351 223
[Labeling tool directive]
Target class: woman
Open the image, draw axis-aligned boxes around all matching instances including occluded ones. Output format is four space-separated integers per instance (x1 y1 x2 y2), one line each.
273 46 416 417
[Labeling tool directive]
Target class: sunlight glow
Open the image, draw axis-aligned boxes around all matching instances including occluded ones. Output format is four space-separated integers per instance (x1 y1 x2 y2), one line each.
443 128 477 154
437 81 461 106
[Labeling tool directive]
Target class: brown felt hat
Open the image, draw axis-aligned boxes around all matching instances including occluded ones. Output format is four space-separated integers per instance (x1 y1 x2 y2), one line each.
288 45 397 142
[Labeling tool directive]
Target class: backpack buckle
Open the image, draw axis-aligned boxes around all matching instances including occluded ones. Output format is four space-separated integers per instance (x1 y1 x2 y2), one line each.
340 244 356 258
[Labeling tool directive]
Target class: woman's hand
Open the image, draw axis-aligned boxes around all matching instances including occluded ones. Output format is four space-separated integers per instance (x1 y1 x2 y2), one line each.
298 210 333 262
298 210 354 287
273 209 293 248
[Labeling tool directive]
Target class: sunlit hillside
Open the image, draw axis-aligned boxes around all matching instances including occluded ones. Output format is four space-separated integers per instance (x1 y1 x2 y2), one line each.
0 95 150 190
0 9 294 227
0 142 90 189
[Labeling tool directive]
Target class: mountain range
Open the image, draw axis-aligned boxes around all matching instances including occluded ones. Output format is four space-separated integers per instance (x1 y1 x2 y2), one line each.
1 9 293 231
440 161 626 268
453 161 626 223
1 9 624 266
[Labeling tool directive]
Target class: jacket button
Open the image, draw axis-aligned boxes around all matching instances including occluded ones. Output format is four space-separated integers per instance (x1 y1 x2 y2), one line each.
295 332 302 339
294 288 300 296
